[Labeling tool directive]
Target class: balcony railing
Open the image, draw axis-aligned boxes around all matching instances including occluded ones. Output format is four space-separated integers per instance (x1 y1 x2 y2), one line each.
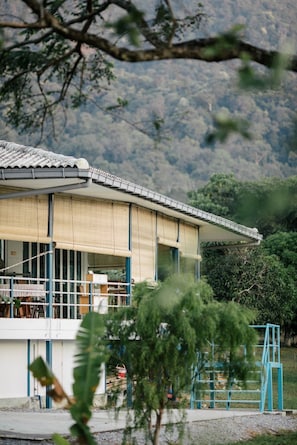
0 275 131 319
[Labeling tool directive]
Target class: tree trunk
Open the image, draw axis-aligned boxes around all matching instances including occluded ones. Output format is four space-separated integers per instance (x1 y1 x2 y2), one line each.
153 408 163 445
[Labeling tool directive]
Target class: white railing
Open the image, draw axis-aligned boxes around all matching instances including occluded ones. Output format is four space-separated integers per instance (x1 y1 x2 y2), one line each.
0 276 131 319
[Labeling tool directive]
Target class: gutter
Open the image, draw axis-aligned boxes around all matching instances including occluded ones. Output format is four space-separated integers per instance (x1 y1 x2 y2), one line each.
0 178 92 199
203 240 261 250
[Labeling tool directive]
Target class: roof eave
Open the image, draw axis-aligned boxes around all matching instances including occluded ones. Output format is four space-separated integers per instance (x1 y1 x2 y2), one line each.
0 166 262 244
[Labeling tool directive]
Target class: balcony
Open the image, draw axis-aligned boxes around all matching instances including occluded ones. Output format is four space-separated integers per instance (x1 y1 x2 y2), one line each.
0 275 131 319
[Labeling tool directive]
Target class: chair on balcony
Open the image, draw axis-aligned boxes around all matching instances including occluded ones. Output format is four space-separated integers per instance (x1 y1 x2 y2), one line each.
17 298 32 318
30 300 46 318
78 285 89 316
0 301 10 317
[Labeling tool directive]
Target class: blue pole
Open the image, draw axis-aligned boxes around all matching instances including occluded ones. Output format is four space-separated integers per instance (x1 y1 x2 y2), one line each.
46 193 54 409
27 339 31 397
9 276 14 318
267 363 273 411
126 204 133 408
278 364 283 411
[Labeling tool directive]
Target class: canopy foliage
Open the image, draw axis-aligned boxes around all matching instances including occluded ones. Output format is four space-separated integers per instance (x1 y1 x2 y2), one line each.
190 174 297 340
106 274 257 445
0 0 296 139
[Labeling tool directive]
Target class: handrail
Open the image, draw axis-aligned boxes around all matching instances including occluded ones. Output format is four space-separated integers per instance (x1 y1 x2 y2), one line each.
257 324 282 412
0 275 131 319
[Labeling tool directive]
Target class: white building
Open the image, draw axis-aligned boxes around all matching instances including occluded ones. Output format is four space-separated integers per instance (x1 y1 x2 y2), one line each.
0 140 262 408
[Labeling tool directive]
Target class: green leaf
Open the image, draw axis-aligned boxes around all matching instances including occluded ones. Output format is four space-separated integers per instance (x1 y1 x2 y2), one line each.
52 433 71 445
29 357 55 387
69 312 107 444
30 357 69 403
105 6 144 47
202 24 245 59
206 112 251 145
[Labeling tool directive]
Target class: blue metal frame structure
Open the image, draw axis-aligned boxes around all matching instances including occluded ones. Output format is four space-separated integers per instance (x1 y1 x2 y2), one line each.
190 324 283 412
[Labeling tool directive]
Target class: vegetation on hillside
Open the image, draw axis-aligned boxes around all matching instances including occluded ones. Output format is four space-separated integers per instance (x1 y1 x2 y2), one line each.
0 1 296 200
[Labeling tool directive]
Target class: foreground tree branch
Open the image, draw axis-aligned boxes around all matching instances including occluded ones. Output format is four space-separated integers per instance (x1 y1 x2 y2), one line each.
1 0 296 70
0 0 296 139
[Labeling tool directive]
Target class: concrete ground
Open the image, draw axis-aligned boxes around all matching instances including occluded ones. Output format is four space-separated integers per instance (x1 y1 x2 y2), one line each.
0 409 261 440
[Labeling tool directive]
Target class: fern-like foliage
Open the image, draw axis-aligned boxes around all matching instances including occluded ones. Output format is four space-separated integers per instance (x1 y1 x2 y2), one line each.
30 312 108 445
70 312 108 444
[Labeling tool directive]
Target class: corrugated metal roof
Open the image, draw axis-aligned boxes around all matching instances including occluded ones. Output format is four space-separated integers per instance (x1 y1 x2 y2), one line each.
0 140 89 169
0 140 262 242
89 167 262 242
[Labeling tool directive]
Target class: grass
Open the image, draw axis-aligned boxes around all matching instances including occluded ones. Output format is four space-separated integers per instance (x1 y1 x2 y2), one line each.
280 346 297 409
225 431 297 445
222 347 297 445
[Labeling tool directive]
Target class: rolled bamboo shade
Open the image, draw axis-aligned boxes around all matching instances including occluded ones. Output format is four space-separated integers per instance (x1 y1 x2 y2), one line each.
53 196 130 256
0 195 50 243
132 206 156 282
157 214 179 247
179 222 200 258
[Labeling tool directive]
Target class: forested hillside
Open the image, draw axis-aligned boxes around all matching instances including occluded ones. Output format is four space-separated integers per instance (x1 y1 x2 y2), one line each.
2 0 297 202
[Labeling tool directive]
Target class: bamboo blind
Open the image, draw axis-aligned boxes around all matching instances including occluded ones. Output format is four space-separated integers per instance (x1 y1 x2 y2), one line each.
0 195 50 243
179 222 200 259
131 206 156 282
157 214 179 247
53 196 130 256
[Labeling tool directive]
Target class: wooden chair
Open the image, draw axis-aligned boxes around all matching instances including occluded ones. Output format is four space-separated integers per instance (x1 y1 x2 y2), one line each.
78 285 90 316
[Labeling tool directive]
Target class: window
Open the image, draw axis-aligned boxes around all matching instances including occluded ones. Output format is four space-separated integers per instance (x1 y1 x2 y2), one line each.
157 244 179 281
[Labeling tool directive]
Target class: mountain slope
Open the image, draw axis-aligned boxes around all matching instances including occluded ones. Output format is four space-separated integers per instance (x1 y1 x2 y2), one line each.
2 0 297 202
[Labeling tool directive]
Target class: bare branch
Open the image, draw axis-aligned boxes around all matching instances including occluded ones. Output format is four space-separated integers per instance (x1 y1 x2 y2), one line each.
0 20 43 28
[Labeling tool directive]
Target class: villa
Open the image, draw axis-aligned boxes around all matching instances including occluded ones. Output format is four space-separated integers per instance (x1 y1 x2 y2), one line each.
0 140 262 408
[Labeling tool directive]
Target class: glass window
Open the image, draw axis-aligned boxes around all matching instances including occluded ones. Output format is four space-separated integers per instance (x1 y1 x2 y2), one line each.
157 244 178 281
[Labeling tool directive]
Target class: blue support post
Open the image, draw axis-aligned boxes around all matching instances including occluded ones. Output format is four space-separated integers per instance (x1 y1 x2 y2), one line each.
45 340 53 409
126 203 132 306
277 365 283 411
267 363 273 411
27 339 31 397
9 276 14 318
209 371 215 409
125 257 131 306
45 193 54 409
126 204 133 407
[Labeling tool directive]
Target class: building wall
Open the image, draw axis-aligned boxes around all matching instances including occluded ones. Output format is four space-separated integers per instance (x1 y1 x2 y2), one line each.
0 320 105 407
0 340 28 398
0 190 200 407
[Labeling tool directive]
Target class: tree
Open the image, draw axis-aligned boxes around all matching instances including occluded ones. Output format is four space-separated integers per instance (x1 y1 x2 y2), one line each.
189 174 297 238
202 246 297 332
188 173 240 218
264 232 297 341
0 1 296 139
191 174 297 341
105 274 257 445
